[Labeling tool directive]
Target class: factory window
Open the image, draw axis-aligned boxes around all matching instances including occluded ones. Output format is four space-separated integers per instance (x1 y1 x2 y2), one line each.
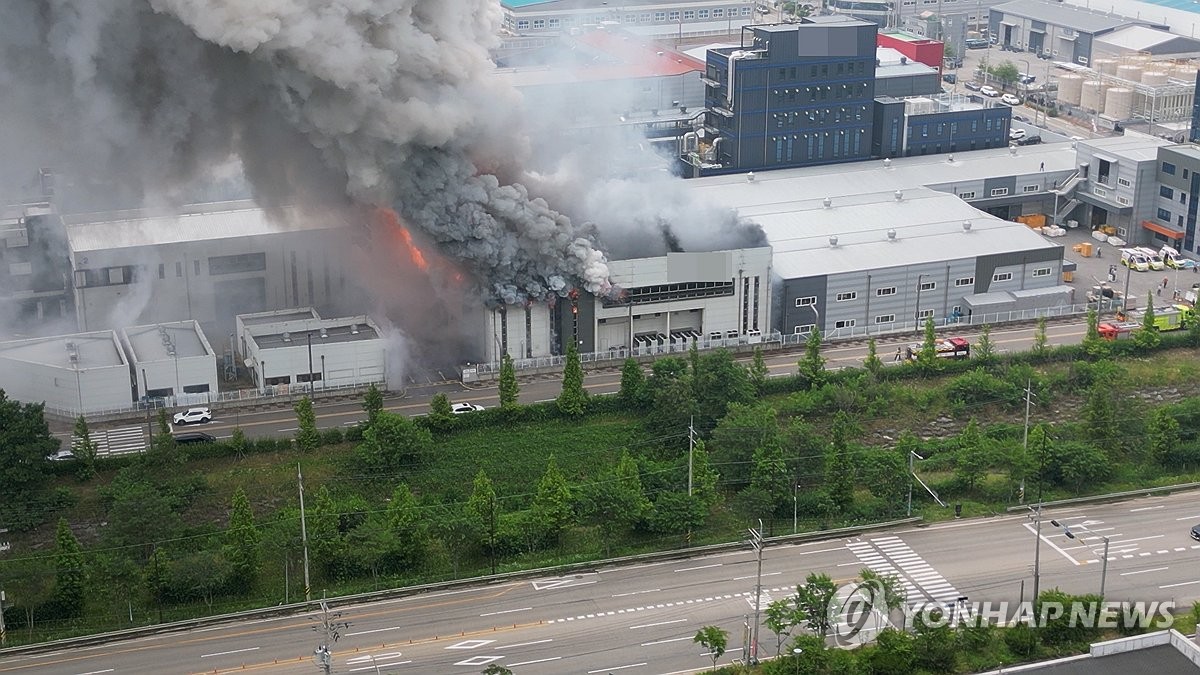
877 286 897 296
684 10 695 19
158 263 165 279
875 314 896 324
1161 186 1175 199
742 6 753 15
775 138 783 162
532 19 545 28
176 261 183 277
1182 193 1189 205
1032 267 1052 278
955 277 974 287
1022 185 1041 193
990 187 1009 196
698 9 710 18
753 276 760 330
1158 208 1172 222
796 295 816 307
1116 196 1131 206
971 120 978 132
834 319 857 329
601 280 735 307
209 252 267 275
794 324 814 334
623 14 635 23
1117 177 1132 188
669 10 681 20
1093 186 1107 197
713 8 724 17
108 267 125 285
836 291 858 302
919 280 936 291
810 65 817 78
654 11 666 20
640 12 652 21
993 271 1013 282
1163 162 1177 175
517 19 529 29
549 18 561 27
193 259 201 276
917 309 934 319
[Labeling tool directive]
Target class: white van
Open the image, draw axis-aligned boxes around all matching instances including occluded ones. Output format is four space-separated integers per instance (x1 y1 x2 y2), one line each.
1135 247 1166 270
1120 248 1150 272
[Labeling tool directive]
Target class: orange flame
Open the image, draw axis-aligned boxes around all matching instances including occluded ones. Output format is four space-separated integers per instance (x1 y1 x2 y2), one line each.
372 207 429 272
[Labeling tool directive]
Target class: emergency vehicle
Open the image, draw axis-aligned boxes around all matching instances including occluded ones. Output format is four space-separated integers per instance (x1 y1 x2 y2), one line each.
1097 321 1139 341
905 336 971 360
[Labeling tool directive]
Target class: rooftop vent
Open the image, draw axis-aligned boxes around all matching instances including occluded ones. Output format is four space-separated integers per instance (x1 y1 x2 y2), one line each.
894 189 903 201
962 220 973 232
887 229 897 241
747 171 756 182
947 154 954 163
828 236 839 247
823 197 832 208
320 328 328 339
350 324 360 335
282 331 291 342
1010 145 1018 156
883 158 892 169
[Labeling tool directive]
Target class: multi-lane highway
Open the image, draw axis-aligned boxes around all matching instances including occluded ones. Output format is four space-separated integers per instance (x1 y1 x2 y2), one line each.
4 489 1196 675
80 319 1088 444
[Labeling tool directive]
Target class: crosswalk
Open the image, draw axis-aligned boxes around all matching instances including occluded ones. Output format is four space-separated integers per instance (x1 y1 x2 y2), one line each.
74 425 148 457
847 535 962 609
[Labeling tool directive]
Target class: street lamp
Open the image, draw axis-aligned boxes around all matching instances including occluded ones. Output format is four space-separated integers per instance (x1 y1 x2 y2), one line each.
793 647 804 674
793 483 802 534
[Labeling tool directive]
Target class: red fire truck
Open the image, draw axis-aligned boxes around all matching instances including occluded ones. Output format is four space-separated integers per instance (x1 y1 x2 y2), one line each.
1097 321 1139 341
905 336 971 361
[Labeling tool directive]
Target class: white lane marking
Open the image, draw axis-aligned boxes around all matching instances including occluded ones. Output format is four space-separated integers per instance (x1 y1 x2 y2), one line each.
480 607 532 617
608 561 673 572
1121 567 1168 576
675 563 722 573
1106 535 1165 546
837 561 863 567
278 427 298 432
1161 579 1200 589
496 639 554 650
1024 522 1082 565
74 671 115 675
508 657 562 667
796 547 847 556
1175 514 1200 521
535 398 555 403
349 662 410 672
201 647 260 658
734 571 781 581
345 626 401 636
613 589 661 597
630 619 688 630
589 663 648 673
642 636 695 646
1130 505 1164 512
347 652 402 663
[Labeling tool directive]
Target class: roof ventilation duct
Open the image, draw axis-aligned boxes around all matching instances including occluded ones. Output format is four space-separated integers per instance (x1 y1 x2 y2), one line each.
887 229 897 241
828 236 839 247
282 331 291 342
883 158 892 169
963 220 973 232
747 171 756 182
894 189 903 201
823 197 833 208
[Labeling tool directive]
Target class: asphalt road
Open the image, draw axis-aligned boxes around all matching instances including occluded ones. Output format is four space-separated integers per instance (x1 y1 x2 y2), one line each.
112 319 1088 442
3 491 1197 675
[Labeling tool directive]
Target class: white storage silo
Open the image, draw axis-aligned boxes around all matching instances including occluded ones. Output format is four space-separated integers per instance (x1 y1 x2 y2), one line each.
1172 64 1198 82
1141 70 1169 86
1094 58 1118 75
1080 80 1107 111
1104 87 1134 119
1058 74 1084 105
1117 64 1143 82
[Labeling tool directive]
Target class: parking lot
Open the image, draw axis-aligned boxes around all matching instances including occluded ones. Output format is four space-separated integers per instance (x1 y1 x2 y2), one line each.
1055 225 1200 311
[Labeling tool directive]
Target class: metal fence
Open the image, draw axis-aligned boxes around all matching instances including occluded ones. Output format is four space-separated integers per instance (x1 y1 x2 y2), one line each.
473 301 1097 377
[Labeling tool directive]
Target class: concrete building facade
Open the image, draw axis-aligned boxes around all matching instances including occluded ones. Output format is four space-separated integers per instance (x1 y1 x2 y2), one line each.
1055 134 1175 243
500 0 760 39
0 330 131 415
0 201 72 336
1152 144 1200 254
988 0 1166 65
120 320 218 402
236 309 386 392
874 94 1012 157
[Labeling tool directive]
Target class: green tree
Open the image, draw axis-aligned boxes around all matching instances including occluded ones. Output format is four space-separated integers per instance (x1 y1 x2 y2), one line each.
765 598 797 656
619 358 647 406
0 391 62 530
308 485 343 578
1189 308 1200 347
467 469 501 574
294 397 320 452
1134 291 1162 349
824 412 856 514
954 418 991 490
1033 316 1049 358
1148 407 1180 465
750 346 769 391
147 409 178 461
531 455 574 546
1083 308 1108 359
741 442 789 524
693 625 728 670
913 608 958 673
865 448 908 512
917 317 939 370
53 518 86 617
975 323 995 362
224 487 260 591
797 328 826 389
581 452 648 555
72 415 98 480
498 353 519 409
689 440 721 510
428 393 454 431
864 338 882 378
793 572 838 637
556 341 588 416
357 411 434 471
384 483 427 571
363 383 384 428
867 627 917 673
693 349 754 427
1079 383 1117 449
229 427 247 459
858 568 907 614
643 357 697 441
988 60 1019 84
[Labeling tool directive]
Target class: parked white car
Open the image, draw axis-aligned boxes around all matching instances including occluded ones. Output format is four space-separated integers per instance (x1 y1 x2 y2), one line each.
172 407 212 425
980 85 1000 97
1000 93 1021 106
451 402 485 415
1009 128 1026 140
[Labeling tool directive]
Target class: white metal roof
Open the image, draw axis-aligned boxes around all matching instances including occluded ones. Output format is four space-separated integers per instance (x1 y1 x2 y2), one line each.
0 330 126 370
122 321 213 362
1095 25 1196 51
67 204 346 253
746 187 1060 279
1079 131 1174 162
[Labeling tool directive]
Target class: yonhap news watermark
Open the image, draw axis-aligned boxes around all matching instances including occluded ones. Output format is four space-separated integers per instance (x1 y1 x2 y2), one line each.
831 579 1177 647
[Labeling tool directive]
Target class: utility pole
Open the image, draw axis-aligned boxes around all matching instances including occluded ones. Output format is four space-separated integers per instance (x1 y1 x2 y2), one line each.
142 368 153 448
307 330 315 392
906 450 924 516
1031 432 1047 604
298 463 312 602
1020 381 1034 504
687 416 695 496
0 589 7 647
748 520 765 665
311 600 350 675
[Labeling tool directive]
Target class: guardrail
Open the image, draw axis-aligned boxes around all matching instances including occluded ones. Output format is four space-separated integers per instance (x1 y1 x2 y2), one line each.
0 517 920 656
1004 481 1200 512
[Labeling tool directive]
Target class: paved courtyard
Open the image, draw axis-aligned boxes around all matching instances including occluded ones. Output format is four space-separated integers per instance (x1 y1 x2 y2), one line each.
1052 224 1199 313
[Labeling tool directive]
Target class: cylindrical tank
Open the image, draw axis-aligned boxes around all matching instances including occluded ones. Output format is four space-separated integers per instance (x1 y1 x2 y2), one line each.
1058 73 1085 105
1172 64 1198 82
1094 58 1118 75
1104 87 1134 119
1142 70 1169 86
1080 80 1107 111
1117 64 1143 82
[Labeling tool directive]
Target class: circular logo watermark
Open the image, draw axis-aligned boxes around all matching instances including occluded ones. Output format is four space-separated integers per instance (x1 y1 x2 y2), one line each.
832 579 888 647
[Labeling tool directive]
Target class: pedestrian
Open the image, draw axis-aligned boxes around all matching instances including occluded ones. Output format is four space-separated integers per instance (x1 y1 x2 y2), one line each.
1039 161 1044 171
1164 277 1170 289
1096 247 1101 258
1157 286 1163 296
894 347 903 362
